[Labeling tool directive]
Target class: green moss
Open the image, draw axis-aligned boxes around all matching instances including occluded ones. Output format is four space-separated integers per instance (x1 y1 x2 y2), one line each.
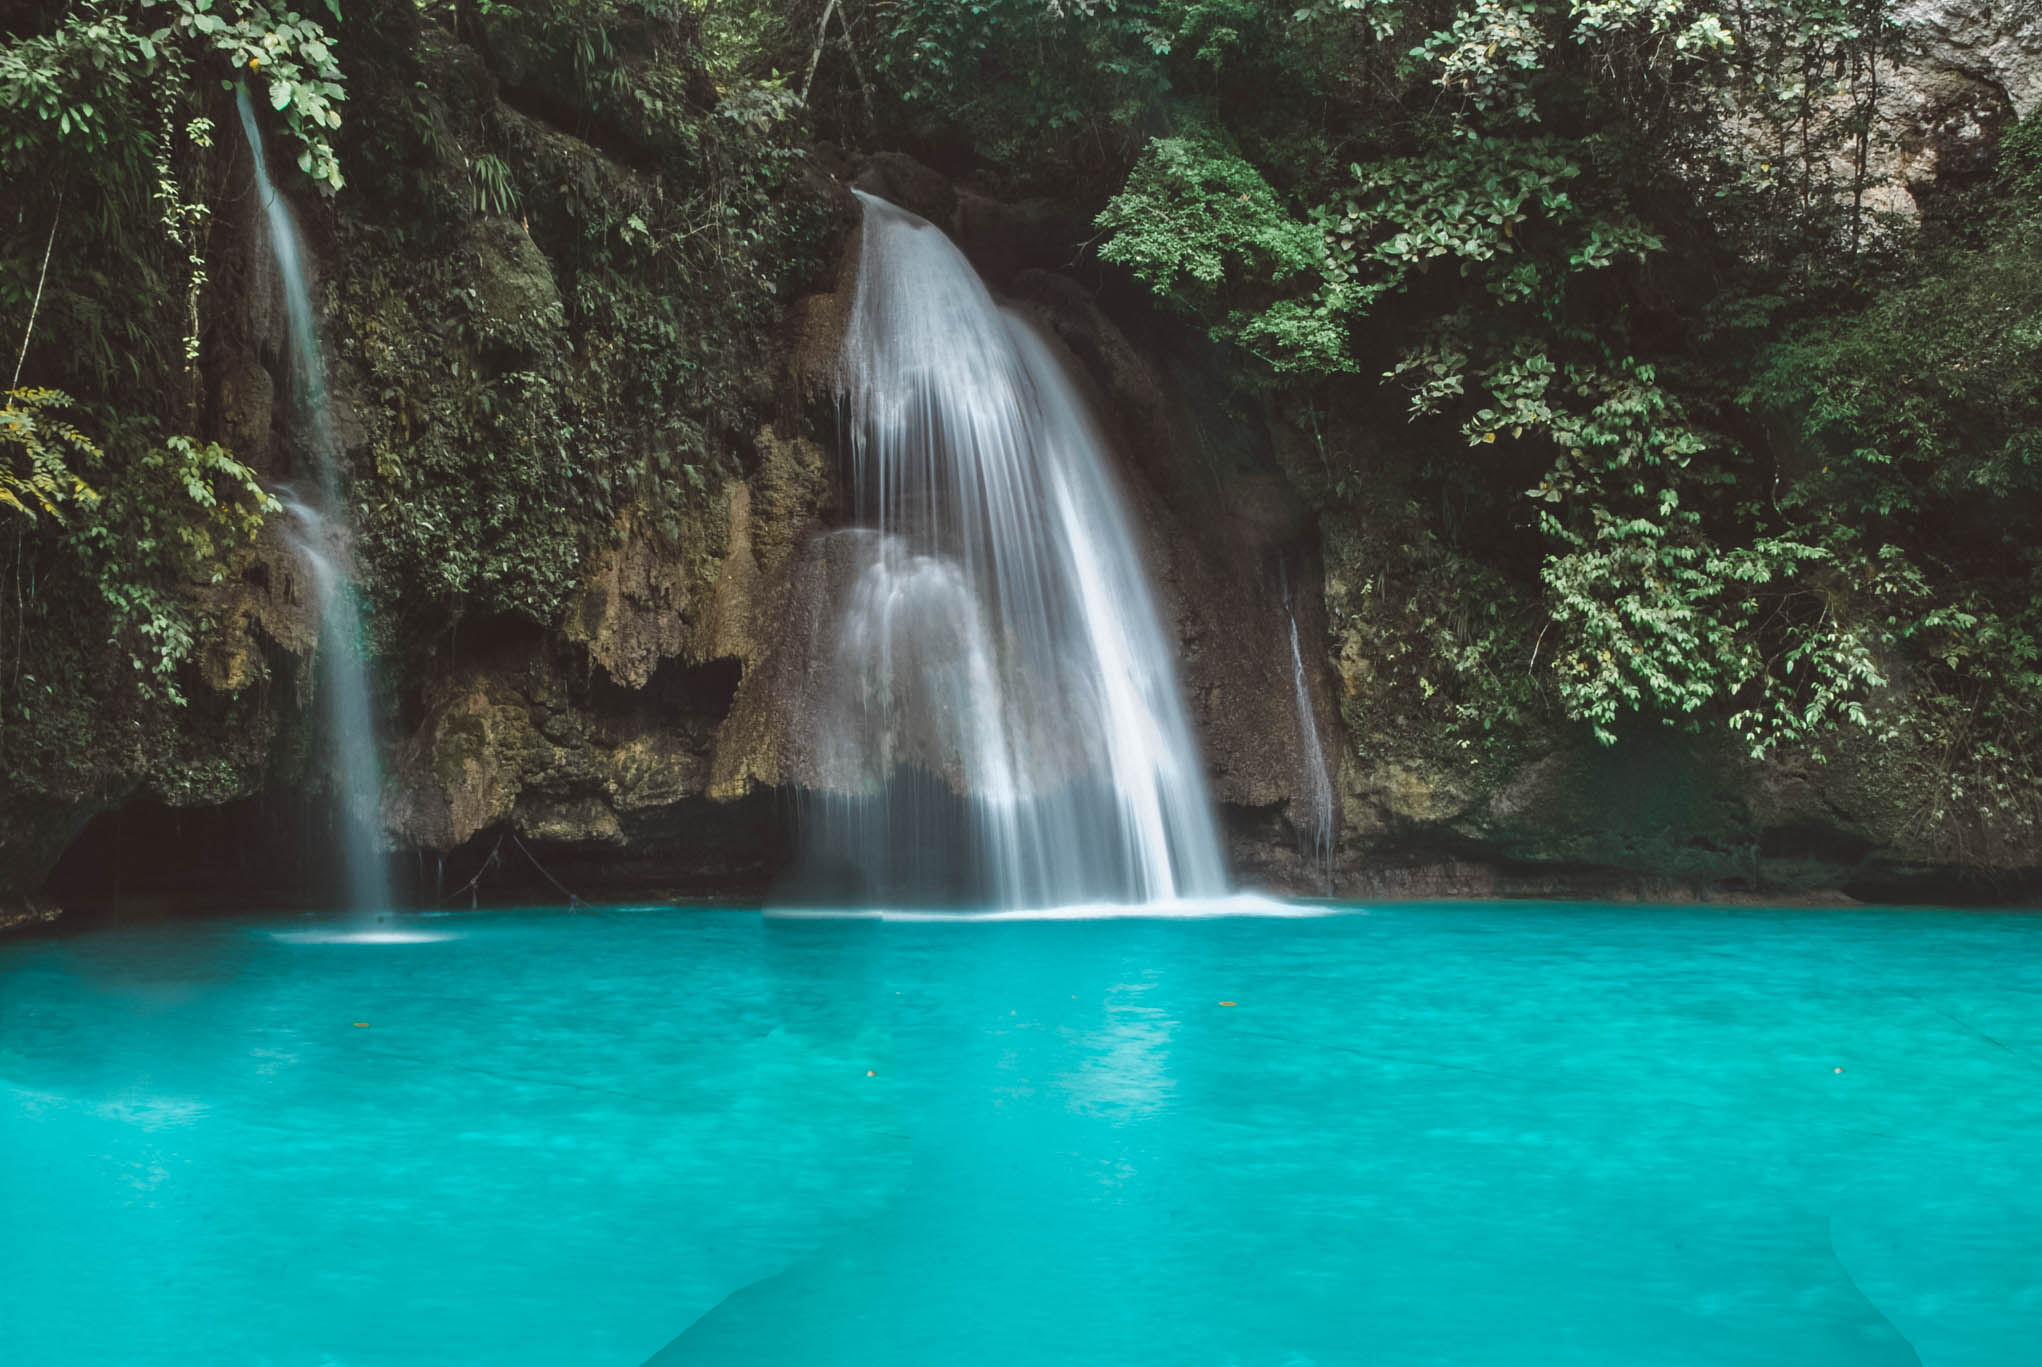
322 25 833 658
1320 506 1545 783
432 711 493 788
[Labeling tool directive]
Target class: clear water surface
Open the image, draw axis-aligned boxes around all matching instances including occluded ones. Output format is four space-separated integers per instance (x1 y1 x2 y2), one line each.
3 902 2039 1365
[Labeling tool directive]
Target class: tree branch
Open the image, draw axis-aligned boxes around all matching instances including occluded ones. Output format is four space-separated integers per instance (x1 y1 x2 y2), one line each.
800 0 840 105
11 190 62 393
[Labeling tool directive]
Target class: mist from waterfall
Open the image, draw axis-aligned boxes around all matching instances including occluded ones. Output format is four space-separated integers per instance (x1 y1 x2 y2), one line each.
236 89 391 915
808 190 1226 908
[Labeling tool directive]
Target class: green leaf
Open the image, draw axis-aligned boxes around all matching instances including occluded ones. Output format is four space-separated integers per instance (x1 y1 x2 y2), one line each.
270 79 291 111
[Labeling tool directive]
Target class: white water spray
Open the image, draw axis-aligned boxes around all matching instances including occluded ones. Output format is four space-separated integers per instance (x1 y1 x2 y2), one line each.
810 191 1226 908
236 90 390 914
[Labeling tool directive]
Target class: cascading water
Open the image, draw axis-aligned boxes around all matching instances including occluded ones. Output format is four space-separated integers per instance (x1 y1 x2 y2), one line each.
274 494 391 914
236 89 391 914
810 190 1226 908
1281 574 1336 884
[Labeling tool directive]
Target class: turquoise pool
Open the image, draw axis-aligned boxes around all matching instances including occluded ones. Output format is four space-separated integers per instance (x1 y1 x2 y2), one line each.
3 903 2038 1365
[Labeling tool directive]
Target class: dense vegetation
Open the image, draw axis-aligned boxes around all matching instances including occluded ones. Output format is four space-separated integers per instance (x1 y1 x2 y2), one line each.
2 0 2037 880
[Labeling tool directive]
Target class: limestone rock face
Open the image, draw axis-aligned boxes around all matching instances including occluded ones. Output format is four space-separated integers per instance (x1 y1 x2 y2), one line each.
564 500 730 692
382 647 716 853
0 796 95 919
1881 58 2019 210
1707 4 2030 236
195 526 324 693
707 525 875 799
1900 0 2042 117
849 152 957 228
215 358 275 469
468 215 567 354
389 425 835 852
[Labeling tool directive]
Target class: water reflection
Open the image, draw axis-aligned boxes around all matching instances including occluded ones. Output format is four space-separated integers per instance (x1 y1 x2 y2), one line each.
1059 978 1178 1123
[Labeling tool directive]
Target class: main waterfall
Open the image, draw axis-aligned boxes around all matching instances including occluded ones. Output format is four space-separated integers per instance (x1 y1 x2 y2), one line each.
806 191 1226 909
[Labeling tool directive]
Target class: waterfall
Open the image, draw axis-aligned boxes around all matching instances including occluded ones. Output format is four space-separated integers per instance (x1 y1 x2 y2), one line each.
1282 574 1336 884
807 190 1227 908
236 90 391 914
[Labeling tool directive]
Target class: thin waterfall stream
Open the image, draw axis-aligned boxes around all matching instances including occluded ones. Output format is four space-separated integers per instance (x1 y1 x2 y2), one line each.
1282 573 1336 884
236 89 391 915
807 190 1227 909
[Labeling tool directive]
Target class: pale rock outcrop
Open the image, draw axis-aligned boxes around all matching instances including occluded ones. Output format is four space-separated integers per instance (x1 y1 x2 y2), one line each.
1899 0 2042 117
1709 1 2032 237
386 425 835 851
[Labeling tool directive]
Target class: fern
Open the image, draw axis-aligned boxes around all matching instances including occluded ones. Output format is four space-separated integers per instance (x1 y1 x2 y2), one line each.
470 153 520 217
